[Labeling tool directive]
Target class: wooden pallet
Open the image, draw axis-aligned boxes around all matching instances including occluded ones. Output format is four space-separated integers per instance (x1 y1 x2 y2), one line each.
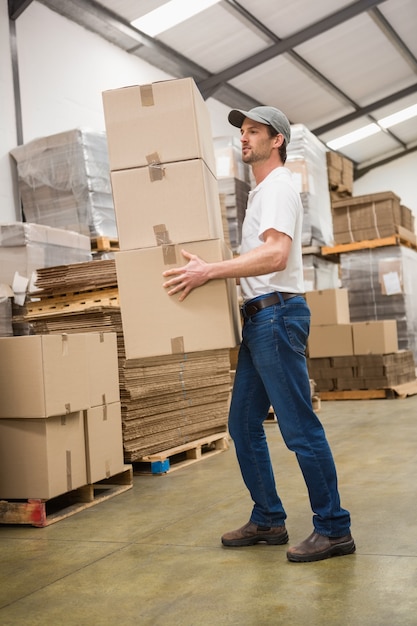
24 287 119 317
321 228 417 257
91 236 119 252
0 465 133 527
319 380 417 400
133 433 230 475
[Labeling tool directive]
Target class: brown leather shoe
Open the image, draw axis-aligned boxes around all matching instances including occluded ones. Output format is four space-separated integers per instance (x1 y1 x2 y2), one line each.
221 521 288 547
287 531 355 562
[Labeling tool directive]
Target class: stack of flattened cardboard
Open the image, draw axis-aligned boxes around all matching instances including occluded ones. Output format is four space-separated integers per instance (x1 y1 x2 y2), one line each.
24 259 233 460
331 191 415 245
308 351 416 392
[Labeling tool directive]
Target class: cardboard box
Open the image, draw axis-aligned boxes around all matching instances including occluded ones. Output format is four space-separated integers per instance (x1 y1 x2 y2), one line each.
102 78 216 175
84 402 124 484
115 239 241 359
110 159 224 251
0 334 90 418
308 324 353 358
0 412 87 499
306 289 350 326
352 320 398 355
85 332 120 407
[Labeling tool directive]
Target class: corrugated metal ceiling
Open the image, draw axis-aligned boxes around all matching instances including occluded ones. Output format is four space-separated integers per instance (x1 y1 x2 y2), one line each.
16 0 417 178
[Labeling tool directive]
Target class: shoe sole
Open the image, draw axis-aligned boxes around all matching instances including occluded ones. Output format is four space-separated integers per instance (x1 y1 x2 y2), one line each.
222 531 289 547
287 539 356 562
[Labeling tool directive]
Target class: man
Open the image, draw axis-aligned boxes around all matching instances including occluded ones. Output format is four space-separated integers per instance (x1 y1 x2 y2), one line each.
162 106 354 563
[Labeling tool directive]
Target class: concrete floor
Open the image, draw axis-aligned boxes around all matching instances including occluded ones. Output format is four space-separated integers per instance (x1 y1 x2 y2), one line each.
1 396 417 626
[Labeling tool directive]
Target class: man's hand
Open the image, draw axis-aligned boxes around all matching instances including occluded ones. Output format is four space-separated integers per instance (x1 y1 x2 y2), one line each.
162 249 210 301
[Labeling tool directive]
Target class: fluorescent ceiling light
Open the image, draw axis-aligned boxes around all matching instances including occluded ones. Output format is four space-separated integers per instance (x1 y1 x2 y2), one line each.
327 103 417 151
131 0 221 37
378 103 417 128
327 123 381 150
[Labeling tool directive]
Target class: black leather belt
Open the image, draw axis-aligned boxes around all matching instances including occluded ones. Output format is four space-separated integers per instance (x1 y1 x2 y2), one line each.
243 292 298 317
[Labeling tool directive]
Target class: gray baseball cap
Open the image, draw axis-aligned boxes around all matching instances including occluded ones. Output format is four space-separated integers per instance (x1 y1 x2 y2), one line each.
228 106 291 145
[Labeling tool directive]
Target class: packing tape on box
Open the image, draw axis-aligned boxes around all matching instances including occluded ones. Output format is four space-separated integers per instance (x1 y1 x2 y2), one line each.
140 84 154 106
61 333 69 356
146 153 165 181
154 224 171 246
162 244 177 265
171 336 185 354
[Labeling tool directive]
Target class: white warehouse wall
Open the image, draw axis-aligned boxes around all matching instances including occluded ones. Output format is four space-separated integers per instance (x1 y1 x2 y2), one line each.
1 0 416 225
0 1 19 221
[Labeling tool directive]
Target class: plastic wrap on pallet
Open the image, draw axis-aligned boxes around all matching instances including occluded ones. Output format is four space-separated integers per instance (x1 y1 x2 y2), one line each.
286 124 333 247
303 254 340 292
0 222 92 287
214 136 252 252
10 129 117 239
340 245 417 362
0 287 13 337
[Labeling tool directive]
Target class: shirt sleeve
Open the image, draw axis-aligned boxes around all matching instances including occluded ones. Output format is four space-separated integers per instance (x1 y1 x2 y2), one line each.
258 180 300 242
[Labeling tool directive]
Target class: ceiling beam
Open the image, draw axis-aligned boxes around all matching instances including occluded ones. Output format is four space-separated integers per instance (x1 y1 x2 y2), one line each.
8 0 33 20
369 6 417 72
197 0 387 97
312 83 417 135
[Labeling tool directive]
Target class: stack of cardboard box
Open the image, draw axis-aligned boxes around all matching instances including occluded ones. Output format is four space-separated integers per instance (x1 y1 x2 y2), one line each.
102 77 241 459
305 288 415 391
326 151 354 202
0 333 124 499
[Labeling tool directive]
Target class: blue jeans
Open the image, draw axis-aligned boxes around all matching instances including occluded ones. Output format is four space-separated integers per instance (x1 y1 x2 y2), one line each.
228 293 351 537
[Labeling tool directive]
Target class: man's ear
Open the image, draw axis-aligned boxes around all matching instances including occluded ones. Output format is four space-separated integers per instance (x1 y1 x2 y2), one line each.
273 133 285 148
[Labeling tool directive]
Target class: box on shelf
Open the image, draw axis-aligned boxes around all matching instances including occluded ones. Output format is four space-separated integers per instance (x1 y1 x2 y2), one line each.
305 288 350 326
110 159 223 251
102 78 216 175
0 411 87 500
352 320 398 355
84 402 124 484
308 324 354 358
115 239 241 359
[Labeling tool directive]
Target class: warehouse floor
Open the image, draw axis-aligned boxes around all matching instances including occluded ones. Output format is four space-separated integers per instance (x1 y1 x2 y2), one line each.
1 395 416 626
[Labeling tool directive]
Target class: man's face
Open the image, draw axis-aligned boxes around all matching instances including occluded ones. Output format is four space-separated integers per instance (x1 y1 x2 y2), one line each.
240 119 278 164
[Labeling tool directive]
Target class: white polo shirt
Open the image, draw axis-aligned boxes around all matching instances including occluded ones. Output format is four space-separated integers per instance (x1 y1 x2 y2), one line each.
239 166 305 301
